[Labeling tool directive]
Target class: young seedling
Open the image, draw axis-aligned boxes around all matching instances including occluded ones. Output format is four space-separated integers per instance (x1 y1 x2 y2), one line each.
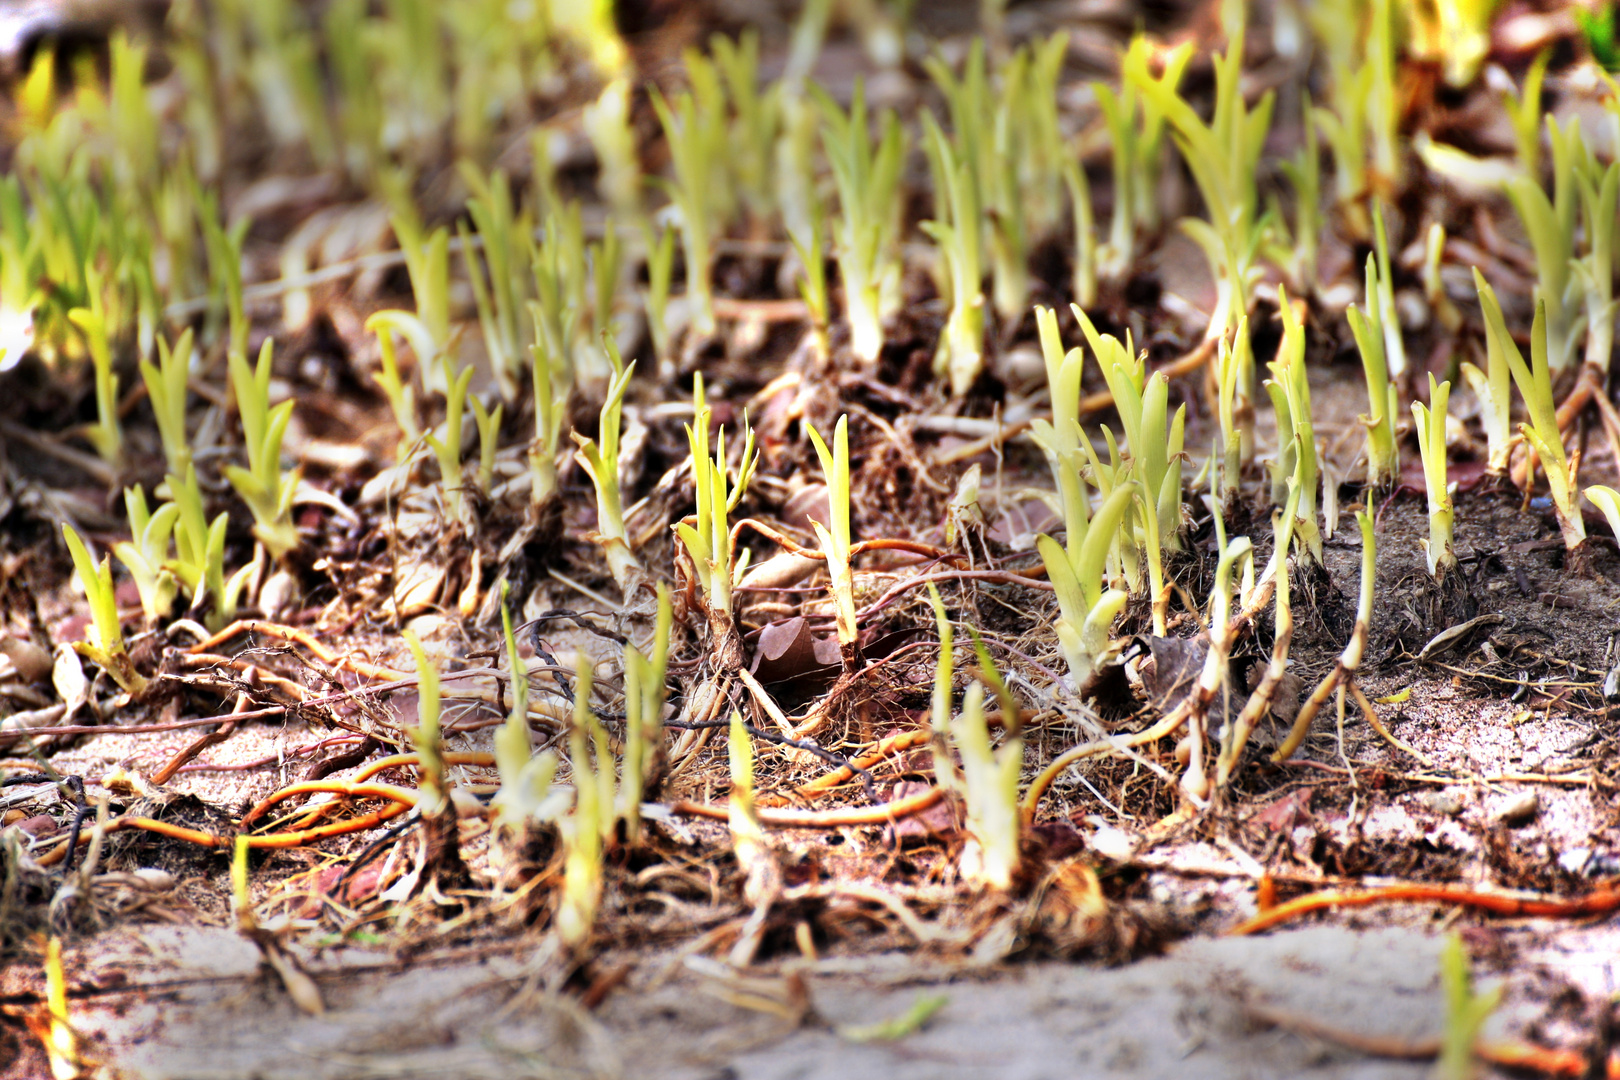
620 585 672 845
424 361 474 530
1347 255 1400 490
528 332 569 510
1371 203 1407 378
1076 306 1186 554
225 341 300 559
920 112 985 397
673 376 759 668
1264 293 1323 561
1215 318 1253 504
1095 36 1191 278
67 273 123 472
492 590 563 830
63 525 146 695
1505 116 1583 374
469 395 503 496
1436 932 1503 1080
1128 24 1272 341
366 312 424 454
816 80 906 364
1573 159 1619 380
391 216 452 383
1181 521 1254 802
168 465 256 633
1216 473 1300 786
141 329 194 478
581 77 642 229
558 652 609 951
950 681 1023 893
1496 299 1588 558
713 30 782 228
114 486 180 626
1036 484 1134 693
459 165 532 400
807 415 862 672
1411 376 1457 579
644 223 677 370
402 630 447 812
1274 511 1376 763
572 355 644 599
1464 270 1515 477
650 79 724 339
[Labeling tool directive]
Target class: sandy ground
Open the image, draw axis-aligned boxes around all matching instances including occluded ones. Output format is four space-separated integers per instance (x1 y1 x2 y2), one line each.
0 923 1494 1079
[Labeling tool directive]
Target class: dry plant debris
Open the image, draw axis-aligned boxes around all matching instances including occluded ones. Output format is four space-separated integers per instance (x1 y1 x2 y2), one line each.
3 0 1620 1075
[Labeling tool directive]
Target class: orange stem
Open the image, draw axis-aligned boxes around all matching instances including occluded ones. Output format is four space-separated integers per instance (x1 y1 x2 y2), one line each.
1228 880 1620 936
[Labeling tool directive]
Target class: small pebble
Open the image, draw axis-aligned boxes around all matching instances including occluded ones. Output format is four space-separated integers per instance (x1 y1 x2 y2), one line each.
1422 791 1464 817
1498 792 1540 827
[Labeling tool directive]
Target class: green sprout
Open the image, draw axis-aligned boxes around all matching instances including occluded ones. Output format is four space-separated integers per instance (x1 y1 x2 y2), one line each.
1371 203 1407 378
1128 23 1272 341
1063 152 1097 309
225 341 300 559
425 361 474 529
531 202 588 380
366 312 424 453
807 415 861 672
713 30 782 228
1215 317 1254 504
1270 92 1321 294
1436 932 1503 1080
1216 473 1299 787
620 585 672 845
168 465 256 633
1036 484 1134 693
1347 255 1400 490
469 395 503 497
674 376 759 653
1423 222 1462 333
1502 50 1549 179
950 682 1022 893
558 652 609 951
1077 306 1185 553
650 77 725 340
1493 297 1588 556
726 705 768 880
142 329 195 478
459 164 532 401
527 329 569 510
1412 0 1501 89
1182 513 1254 802
644 223 677 369
1264 294 1322 562
1095 37 1190 278
114 486 180 627
63 525 146 695
920 111 985 398
1574 159 1619 376
67 272 123 472
1504 116 1583 374
572 356 643 597
391 216 452 381
1274 511 1376 763
492 590 564 830
817 80 906 365
1464 269 1515 477
582 77 642 229
402 629 447 811
1411 376 1457 579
